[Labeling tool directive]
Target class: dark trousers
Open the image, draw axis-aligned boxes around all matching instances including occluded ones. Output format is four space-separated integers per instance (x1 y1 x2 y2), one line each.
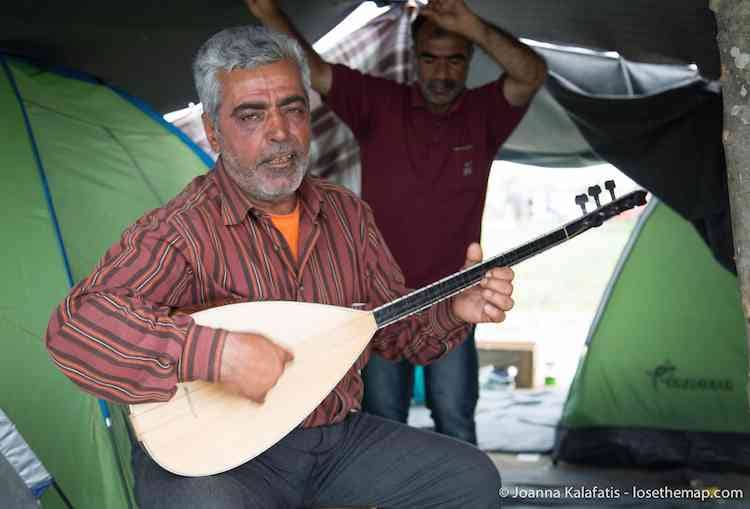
133 411 499 508
362 328 479 444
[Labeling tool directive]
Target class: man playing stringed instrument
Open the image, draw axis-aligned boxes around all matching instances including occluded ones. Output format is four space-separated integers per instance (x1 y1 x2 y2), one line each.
45 26 514 508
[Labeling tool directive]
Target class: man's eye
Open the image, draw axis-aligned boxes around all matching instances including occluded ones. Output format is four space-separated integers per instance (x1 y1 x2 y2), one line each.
420 57 435 64
449 58 465 66
285 106 306 116
240 112 263 122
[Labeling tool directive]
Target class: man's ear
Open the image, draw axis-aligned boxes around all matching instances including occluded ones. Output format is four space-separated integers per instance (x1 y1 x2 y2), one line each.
202 112 221 154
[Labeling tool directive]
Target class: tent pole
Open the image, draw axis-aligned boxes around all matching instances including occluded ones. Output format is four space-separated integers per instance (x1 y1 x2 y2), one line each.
713 0 750 408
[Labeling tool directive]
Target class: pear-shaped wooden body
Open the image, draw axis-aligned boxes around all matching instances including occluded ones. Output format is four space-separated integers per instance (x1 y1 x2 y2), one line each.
128 301 377 477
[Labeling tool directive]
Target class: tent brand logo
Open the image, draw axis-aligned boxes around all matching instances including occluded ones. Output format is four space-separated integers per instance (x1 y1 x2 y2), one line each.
647 361 733 392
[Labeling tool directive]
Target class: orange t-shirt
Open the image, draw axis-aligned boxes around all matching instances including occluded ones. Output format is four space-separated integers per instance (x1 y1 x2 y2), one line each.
269 202 301 261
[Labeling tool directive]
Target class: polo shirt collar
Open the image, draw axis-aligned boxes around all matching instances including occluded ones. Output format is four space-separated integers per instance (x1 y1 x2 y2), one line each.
215 158 323 226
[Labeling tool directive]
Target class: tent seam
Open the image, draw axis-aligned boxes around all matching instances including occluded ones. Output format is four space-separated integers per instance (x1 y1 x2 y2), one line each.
21 97 182 136
0 56 75 288
110 86 215 172
582 197 658 348
102 126 164 204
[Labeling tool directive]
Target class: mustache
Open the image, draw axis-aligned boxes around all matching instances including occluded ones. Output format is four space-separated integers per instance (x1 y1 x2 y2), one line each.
427 79 460 92
258 143 304 165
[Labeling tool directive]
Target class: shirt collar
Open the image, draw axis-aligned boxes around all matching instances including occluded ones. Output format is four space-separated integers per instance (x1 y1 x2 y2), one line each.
214 157 323 226
409 82 467 116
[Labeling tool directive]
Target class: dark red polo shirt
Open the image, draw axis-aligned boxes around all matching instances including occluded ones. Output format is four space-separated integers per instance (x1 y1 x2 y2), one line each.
325 64 528 288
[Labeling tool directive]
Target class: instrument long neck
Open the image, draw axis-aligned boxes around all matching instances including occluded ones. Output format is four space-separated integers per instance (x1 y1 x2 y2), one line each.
373 226 572 329
371 189 646 329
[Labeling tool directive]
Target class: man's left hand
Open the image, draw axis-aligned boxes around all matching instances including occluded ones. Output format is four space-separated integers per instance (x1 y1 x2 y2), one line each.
451 243 514 323
421 0 482 39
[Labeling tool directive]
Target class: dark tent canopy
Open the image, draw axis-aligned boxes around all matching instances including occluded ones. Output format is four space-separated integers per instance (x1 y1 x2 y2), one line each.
2 0 720 112
3 0 732 270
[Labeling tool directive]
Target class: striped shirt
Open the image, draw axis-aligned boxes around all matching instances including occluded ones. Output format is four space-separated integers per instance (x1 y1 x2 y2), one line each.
45 161 470 428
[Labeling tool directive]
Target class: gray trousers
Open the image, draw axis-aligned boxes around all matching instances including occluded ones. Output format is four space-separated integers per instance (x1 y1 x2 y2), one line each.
133 411 500 508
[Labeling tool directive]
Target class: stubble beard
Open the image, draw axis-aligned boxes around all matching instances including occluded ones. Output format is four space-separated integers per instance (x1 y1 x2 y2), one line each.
221 141 310 204
420 78 463 107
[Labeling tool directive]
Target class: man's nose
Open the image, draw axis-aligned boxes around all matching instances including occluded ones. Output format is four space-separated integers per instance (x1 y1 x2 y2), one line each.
266 110 290 142
433 59 449 79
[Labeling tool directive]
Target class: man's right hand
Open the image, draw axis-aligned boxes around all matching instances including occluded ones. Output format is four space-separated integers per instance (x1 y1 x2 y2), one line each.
219 331 294 403
245 0 280 22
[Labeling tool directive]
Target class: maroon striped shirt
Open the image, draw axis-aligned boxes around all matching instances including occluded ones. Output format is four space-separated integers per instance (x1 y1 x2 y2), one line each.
45 161 470 427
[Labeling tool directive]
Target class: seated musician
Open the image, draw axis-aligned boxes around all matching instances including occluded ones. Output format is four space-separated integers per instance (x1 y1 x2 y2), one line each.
44 26 514 509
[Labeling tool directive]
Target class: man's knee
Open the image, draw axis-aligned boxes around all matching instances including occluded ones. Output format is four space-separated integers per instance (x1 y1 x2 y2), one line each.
451 446 501 504
136 475 248 509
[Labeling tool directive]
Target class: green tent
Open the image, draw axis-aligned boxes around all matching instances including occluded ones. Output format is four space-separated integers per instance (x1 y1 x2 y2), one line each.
2 36 748 509
0 54 212 508
555 199 750 471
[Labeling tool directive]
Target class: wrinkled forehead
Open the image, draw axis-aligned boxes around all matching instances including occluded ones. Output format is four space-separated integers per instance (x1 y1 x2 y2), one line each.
216 60 306 105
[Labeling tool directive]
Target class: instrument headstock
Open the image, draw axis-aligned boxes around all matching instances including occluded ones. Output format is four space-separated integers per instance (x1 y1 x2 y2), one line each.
574 180 647 228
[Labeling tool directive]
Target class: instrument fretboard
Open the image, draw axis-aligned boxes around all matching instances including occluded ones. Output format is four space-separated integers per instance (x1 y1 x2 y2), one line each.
372 189 647 329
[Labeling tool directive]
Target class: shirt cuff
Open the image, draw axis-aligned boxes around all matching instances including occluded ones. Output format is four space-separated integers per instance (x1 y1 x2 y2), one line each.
428 298 470 338
178 322 227 383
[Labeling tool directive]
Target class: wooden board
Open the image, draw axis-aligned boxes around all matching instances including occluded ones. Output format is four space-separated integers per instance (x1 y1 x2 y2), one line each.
129 301 377 476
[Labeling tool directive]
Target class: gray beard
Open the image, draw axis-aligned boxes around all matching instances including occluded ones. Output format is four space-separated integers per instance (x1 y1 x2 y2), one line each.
221 147 310 203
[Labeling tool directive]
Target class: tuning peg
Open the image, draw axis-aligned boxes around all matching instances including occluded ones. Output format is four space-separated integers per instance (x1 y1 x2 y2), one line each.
605 180 616 200
575 194 589 215
587 185 602 208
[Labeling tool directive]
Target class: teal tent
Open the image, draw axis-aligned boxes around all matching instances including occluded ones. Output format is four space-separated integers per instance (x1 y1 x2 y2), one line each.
555 199 750 471
0 54 212 508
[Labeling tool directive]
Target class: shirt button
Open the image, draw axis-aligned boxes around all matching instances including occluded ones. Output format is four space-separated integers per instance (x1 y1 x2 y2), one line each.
299 285 304 292
273 245 279 251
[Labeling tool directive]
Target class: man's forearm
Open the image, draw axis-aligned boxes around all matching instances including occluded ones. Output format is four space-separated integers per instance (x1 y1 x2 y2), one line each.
250 5 333 95
474 20 546 88
45 290 226 404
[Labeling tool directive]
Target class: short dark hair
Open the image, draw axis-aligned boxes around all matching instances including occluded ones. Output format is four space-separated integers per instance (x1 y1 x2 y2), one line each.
411 14 428 44
410 14 473 55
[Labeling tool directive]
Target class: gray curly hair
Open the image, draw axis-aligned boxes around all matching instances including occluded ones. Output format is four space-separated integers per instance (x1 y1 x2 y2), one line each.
193 25 312 125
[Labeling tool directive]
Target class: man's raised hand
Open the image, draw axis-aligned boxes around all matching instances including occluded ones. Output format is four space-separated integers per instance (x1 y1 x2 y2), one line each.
245 0 280 22
420 0 483 39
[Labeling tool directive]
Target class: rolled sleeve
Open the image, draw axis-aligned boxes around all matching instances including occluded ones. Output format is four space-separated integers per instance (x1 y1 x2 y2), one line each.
178 322 228 383
44 208 223 404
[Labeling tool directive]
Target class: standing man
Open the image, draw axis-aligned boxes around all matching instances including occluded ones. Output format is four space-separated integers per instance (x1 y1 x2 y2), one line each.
248 0 547 444
45 26 516 508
